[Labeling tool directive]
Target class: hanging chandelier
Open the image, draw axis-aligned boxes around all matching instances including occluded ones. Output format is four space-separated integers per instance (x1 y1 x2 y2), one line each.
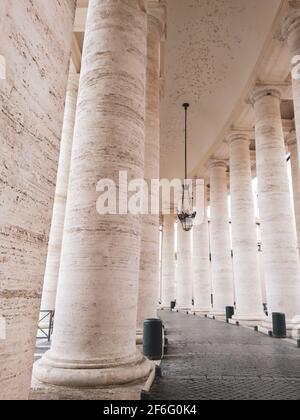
177 103 196 232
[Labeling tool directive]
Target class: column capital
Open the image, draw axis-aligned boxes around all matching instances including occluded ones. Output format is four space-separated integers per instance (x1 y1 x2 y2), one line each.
226 131 251 146
282 1 300 41
249 85 282 106
208 159 228 170
286 130 297 146
147 1 167 39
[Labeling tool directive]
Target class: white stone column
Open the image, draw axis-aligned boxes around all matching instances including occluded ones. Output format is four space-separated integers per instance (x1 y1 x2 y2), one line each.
40 73 79 311
161 215 176 308
33 0 151 389
283 4 300 167
287 131 300 249
209 161 234 316
136 4 166 340
228 133 264 324
176 226 193 312
251 86 300 327
0 0 75 400
192 185 212 314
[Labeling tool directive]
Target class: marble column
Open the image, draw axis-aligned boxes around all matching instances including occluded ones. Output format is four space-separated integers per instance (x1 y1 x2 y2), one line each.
228 133 264 324
192 185 212 314
161 215 176 308
251 86 300 327
0 0 75 400
283 4 300 167
40 72 79 311
209 161 234 316
34 0 151 389
176 226 193 312
136 4 166 341
287 131 300 249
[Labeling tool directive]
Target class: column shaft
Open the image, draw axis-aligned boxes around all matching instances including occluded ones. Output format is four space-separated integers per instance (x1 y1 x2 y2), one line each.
136 9 164 336
161 215 176 308
283 5 300 167
287 132 300 249
229 134 264 323
41 73 79 311
34 0 151 388
0 0 75 400
176 227 193 311
192 185 212 313
252 86 300 325
209 161 234 316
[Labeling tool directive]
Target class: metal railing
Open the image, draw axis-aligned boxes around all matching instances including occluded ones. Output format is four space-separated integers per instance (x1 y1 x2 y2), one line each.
37 310 54 342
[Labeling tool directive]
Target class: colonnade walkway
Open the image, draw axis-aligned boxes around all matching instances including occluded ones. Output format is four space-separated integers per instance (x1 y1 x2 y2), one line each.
149 312 300 400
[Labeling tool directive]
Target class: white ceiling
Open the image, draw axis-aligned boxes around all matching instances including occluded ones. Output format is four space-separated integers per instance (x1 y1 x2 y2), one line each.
160 0 283 180
73 0 291 181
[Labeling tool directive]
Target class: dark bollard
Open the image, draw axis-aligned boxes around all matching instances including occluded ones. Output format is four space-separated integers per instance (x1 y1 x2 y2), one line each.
272 313 287 339
170 301 176 311
226 306 235 322
297 339 300 349
143 319 163 360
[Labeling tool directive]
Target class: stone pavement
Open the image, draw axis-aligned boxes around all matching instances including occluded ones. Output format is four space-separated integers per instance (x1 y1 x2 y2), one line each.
149 311 300 400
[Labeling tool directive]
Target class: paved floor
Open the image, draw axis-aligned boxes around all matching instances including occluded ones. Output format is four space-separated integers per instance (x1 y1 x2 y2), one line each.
149 311 300 400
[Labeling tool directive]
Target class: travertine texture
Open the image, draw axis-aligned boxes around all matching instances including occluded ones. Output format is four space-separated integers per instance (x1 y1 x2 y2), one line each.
192 186 212 313
161 215 176 308
252 86 300 323
287 131 300 250
176 227 193 311
137 8 165 336
228 133 264 322
283 4 300 167
41 73 79 311
0 0 75 400
34 0 151 388
209 161 234 315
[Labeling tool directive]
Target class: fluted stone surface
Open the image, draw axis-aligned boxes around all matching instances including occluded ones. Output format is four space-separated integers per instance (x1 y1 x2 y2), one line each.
41 73 79 311
192 186 212 313
161 215 176 308
209 161 234 316
137 9 165 336
287 131 300 249
0 0 75 400
283 4 300 166
176 227 193 311
252 86 300 324
34 0 151 388
228 133 264 323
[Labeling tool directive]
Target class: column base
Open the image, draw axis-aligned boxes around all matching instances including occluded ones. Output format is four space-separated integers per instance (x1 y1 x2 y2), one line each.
31 362 156 401
232 314 267 327
176 306 192 314
193 308 211 316
33 350 152 389
136 329 143 345
262 319 300 339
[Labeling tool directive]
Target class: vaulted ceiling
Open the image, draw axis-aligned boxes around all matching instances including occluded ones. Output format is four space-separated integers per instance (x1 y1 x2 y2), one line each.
73 0 292 181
